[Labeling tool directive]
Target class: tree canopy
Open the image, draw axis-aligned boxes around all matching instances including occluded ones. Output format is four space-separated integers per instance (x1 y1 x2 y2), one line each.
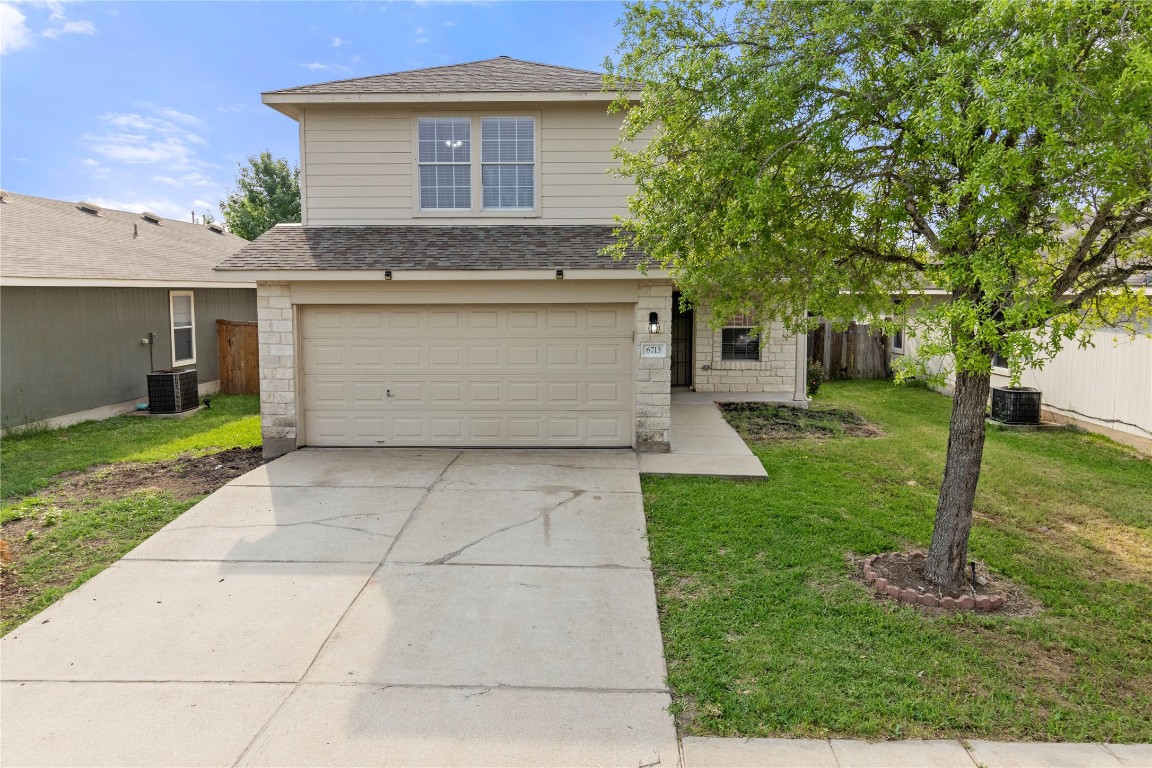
220 151 301 241
607 0 1151 589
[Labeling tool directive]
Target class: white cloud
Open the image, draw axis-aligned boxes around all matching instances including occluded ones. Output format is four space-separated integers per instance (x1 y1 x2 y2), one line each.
0 3 32 54
154 106 205 127
414 26 429 44
443 20 456 27
85 108 210 170
299 61 350 73
3 1 95 53
331 36 349 47
42 1 95 40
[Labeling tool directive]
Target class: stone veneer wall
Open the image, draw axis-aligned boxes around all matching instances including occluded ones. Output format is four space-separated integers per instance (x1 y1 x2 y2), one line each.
694 315 803 396
256 282 298 458
634 280 673 451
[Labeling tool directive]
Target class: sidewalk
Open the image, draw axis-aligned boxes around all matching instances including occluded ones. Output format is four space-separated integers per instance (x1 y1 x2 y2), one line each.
682 736 1149 768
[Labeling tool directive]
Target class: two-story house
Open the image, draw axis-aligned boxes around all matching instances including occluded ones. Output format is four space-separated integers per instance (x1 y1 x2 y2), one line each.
216 57 808 458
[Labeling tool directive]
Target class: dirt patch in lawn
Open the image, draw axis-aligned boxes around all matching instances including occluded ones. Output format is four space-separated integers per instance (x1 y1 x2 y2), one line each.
720 402 884 441
1 447 265 609
46 446 266 503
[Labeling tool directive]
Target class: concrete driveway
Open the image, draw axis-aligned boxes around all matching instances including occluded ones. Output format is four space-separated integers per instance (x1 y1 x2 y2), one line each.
1 449 678 767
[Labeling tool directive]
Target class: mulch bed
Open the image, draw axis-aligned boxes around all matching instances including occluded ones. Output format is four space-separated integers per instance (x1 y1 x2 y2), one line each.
719 402 884 441
857 551 1042 616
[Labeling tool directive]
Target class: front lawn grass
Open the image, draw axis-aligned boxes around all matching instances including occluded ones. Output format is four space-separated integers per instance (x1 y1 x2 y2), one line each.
1 395 261 634
1 394 261 499
644 380 1151 742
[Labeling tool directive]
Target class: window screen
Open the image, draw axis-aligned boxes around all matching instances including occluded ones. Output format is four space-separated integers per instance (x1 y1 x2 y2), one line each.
721 328 760 361
481 117 534 209
418 118 471 209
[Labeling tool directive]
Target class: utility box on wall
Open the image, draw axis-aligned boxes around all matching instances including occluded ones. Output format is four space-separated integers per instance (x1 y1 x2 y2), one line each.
990 386 1042 425
147 369 198 414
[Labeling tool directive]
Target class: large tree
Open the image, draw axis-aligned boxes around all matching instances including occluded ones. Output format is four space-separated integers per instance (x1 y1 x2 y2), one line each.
220 151 301 240
607 0 1152 589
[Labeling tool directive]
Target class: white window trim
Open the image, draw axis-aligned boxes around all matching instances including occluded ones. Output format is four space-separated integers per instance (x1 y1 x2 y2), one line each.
412 112 542 218
416 116 473 212
891 327 904 353
170 290 196 367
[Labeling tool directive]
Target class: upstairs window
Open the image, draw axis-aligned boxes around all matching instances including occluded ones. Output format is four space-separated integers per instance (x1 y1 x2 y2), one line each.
481 117 535 210
722 315 760 361
418 118 471 210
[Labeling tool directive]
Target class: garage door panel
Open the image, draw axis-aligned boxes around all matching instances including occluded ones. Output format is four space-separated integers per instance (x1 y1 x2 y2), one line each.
305 342 631 375
301 304 633 447
303 410 631 447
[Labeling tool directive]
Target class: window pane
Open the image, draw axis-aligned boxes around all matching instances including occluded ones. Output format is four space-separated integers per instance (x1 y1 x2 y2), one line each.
418 118 470 163
482 164 534 209
481 117 534 163
172 294 192 327
419 164 471 209
174 327 193 362
721 328 760 361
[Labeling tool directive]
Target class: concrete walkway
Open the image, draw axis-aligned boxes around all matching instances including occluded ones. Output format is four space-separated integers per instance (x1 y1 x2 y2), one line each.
1 448 678 767
682 737 1149 767
638 389 786 477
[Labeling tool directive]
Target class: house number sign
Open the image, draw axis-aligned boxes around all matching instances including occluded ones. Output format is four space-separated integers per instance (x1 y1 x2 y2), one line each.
640 343 668 358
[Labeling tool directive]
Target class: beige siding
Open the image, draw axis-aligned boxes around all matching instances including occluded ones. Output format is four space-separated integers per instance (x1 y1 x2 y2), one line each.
300 103 639 226
898 323 1152 448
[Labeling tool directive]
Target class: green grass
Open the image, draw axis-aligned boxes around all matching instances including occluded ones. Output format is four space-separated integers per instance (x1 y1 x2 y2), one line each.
1 394 261 501
1 395 261 633
644 380 1152 742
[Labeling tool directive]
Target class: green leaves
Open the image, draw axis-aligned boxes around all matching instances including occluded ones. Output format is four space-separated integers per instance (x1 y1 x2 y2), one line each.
220 151 301 241
607 0 1152 375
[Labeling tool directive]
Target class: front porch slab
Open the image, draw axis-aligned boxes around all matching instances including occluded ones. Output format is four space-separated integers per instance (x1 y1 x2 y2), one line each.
638 390 776 478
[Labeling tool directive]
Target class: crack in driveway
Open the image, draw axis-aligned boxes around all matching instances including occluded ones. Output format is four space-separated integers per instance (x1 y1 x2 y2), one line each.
425 490 587 565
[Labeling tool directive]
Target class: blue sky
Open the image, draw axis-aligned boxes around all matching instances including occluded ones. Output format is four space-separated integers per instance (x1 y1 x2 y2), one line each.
1 1 625 221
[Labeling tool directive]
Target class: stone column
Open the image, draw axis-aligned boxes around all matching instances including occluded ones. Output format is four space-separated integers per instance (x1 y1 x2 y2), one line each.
635 280 673 452
256 281 297 459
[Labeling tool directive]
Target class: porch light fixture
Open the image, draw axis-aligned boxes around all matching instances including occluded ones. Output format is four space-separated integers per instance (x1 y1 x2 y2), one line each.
649 312 660 333
555 269 564 279
385 270 392 280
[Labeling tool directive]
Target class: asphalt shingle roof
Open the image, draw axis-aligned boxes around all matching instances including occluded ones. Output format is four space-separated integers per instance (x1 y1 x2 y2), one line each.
267 57 607 96
214 224 643 272
0 192 248 283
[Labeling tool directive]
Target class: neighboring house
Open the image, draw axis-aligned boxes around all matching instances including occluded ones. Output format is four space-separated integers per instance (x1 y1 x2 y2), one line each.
1 192 257 431
216 57 808 457
892 285 1152 453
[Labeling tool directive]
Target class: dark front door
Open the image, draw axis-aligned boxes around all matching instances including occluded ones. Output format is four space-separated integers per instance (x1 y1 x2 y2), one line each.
671 292 693 388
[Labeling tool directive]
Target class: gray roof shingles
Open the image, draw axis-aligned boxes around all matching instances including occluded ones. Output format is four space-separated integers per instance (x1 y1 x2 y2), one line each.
0 192 248 283
267 57 607 96
214 224 643 272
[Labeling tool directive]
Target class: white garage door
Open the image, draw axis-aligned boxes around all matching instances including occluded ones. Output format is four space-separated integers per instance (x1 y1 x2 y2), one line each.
300 304 634 447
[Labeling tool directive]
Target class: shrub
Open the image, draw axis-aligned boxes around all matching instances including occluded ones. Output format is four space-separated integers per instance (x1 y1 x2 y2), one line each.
807 361 825 397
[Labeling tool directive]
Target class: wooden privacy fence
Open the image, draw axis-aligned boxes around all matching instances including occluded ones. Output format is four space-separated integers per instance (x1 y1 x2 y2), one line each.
808 321 891 380
217 319 259 395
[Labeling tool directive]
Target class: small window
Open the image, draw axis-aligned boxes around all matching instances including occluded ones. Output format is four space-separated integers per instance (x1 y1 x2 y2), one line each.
418 118 471 210
722 327 760 361
991 350 1009 370
481 117 535 209
891 327 904 352
170 291 195 366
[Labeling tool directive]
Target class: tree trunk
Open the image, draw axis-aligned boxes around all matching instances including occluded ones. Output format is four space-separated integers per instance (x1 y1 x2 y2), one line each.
924 370 991 590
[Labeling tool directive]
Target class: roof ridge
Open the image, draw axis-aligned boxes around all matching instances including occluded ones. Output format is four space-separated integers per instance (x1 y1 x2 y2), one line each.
266 56 605 95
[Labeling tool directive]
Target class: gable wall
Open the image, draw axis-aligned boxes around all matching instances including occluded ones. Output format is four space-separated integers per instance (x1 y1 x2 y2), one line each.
299 102 639 226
